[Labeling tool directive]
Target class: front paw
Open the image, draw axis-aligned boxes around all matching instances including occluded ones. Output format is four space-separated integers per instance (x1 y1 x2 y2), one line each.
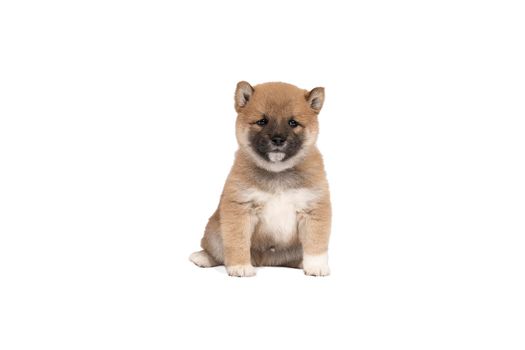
226 264 256 277
303 253 330 277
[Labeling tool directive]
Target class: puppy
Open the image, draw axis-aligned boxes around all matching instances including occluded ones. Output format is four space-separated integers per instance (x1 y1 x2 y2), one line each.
189 81 331 277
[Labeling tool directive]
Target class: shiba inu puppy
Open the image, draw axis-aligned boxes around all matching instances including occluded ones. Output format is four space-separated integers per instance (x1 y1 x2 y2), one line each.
189 81 331 277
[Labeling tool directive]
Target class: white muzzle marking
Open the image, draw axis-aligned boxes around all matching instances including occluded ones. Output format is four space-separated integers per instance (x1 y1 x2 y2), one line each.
268 152 285 162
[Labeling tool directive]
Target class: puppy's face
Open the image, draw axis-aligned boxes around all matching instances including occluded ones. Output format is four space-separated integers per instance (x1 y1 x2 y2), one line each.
234 82 325 172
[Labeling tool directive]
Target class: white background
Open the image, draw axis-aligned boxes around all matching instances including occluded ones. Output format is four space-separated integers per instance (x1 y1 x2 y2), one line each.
1 1 524 349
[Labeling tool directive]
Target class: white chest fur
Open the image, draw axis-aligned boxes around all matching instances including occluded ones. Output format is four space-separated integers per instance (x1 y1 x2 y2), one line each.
241 188 320 243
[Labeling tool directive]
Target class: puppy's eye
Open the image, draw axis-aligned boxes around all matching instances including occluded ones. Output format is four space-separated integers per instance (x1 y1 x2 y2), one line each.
288 119 299 128
256 118 268 126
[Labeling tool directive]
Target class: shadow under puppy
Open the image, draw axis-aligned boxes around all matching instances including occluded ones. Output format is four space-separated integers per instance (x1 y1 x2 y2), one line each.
190 81 331 277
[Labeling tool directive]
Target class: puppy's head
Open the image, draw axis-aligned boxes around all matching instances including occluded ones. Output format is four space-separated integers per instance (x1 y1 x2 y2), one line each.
234 81 325 172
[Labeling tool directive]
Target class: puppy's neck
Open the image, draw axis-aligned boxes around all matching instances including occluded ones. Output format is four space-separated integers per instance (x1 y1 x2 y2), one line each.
234 147 324 191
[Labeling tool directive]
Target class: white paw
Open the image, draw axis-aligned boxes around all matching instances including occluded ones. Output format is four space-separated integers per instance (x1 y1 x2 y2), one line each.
189 250 216 268
303 253 330 277
226 264 256 277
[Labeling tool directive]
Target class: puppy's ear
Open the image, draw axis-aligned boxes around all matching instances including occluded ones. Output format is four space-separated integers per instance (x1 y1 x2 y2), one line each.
306 87 325 112
235 81 254 111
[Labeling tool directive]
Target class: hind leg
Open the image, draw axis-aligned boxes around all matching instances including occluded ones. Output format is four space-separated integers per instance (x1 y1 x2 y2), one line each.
189 250 219 267
190 209 224 267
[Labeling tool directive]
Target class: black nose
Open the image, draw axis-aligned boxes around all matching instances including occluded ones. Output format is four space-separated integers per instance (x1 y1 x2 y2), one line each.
271 135 286 146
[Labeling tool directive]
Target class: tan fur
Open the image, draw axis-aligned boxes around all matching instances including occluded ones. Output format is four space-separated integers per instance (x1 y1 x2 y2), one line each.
189 82 332 277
